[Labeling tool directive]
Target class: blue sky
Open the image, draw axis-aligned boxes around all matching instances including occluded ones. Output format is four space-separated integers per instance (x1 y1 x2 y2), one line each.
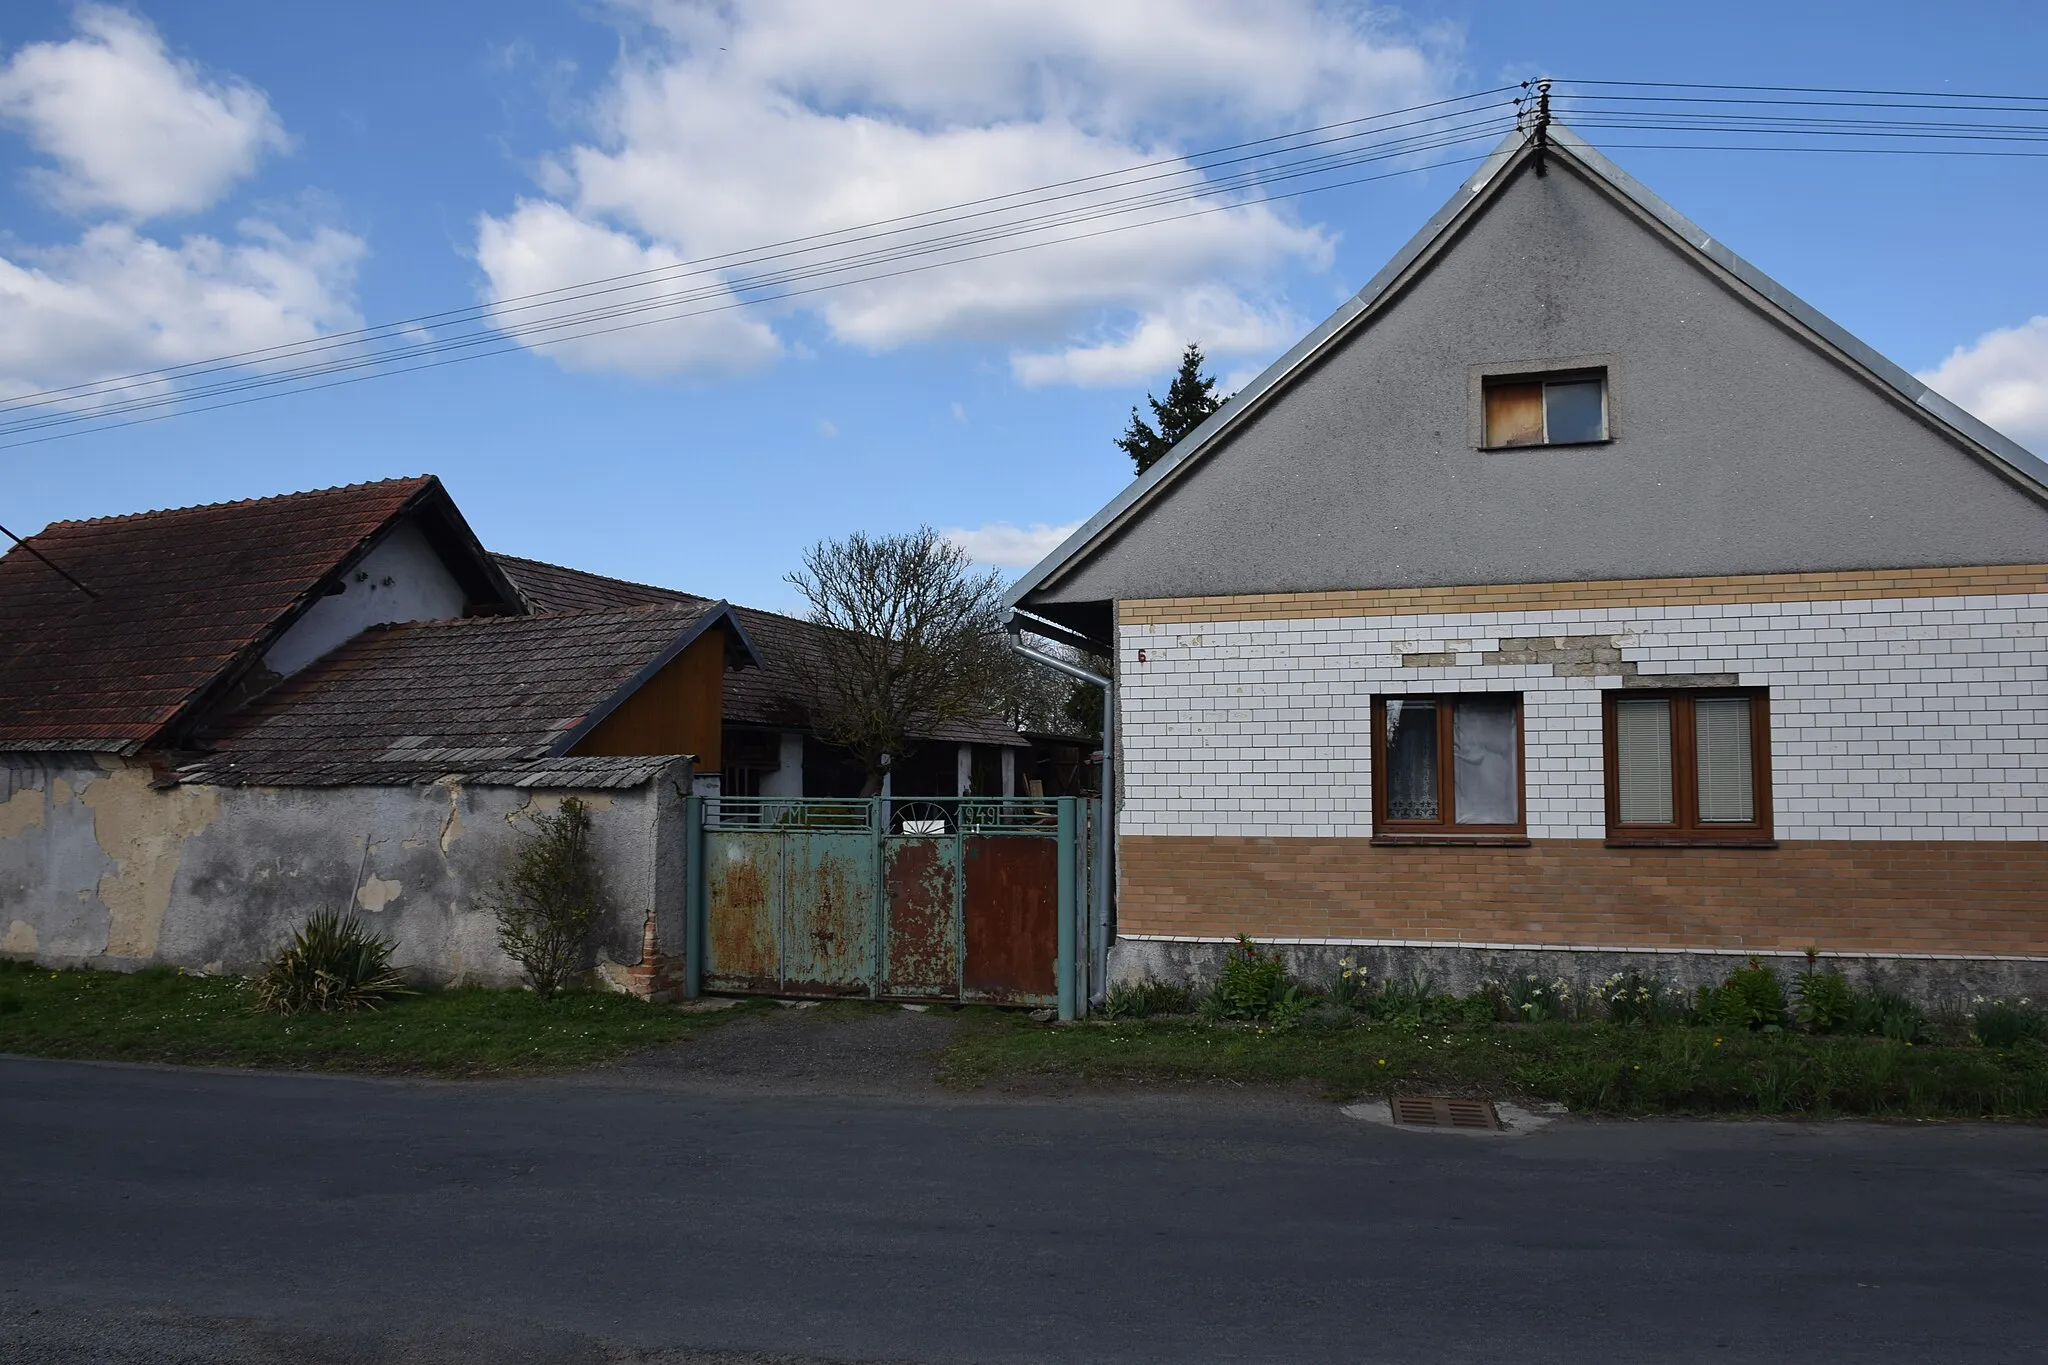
2 0 2044 613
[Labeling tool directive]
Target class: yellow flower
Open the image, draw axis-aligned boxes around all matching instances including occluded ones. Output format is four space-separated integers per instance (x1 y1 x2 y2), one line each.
1377 1058 1386 1066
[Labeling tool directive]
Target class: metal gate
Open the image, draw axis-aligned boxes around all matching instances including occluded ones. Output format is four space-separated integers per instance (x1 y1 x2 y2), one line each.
684 796 1095 1014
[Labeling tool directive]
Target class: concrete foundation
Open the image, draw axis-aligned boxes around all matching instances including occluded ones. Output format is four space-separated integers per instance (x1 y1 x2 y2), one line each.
1110 935 2048 1011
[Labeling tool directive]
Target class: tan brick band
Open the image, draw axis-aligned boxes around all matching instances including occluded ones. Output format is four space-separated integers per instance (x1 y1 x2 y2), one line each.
1120 836 2048 959
1119 563 2048 625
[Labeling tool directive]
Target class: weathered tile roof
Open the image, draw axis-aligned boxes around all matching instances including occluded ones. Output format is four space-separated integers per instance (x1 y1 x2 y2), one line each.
0 477 441 753
492 553 711 615
181 603 735 786
493 555 1024 748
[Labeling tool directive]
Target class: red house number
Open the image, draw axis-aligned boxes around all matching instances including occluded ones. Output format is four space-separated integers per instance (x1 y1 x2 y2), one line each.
1137 649 1147 663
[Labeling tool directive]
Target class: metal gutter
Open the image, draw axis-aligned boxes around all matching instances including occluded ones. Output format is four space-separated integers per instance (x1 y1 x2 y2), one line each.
1006 620 1114 1010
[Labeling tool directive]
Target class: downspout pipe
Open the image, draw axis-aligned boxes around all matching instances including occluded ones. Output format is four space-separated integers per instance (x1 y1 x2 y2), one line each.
1006 622 1113 1012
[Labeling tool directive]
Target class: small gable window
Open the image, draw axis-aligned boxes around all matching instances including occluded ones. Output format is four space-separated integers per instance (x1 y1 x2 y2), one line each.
1483 371 1607 448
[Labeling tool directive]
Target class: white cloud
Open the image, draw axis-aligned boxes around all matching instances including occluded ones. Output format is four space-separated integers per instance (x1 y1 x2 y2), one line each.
943 520 1083 568
478 0 1450 384
0 5 289 219
1011 285 1302 388
1917 316 2048 454
0 221 363 402
0 11 360 411
816 416 837 438
474 199 779 379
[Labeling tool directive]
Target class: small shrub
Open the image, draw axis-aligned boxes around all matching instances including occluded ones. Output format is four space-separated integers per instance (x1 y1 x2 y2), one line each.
253 909 411 1015
484 797 605 998
1972 998 2045 1049
1794 970 1855 1034
1370 968 1480 1030
1850 986 1931 1044
1102 979 1195 1020
1206 935 1307 1028
1710 958 1788 1031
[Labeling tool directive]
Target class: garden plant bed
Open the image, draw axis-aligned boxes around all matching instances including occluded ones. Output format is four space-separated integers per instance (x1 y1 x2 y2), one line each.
0 960 749 1078
937 1013 2048 1120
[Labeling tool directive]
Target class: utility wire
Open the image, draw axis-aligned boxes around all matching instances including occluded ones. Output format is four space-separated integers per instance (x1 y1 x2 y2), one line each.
0 116 1519 439
0 103 1512 420
0 87 1520 412
3 78 2043 449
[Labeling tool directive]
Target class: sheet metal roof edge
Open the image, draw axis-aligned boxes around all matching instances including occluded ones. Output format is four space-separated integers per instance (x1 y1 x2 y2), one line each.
544 600 759 757
1001 127 1529 614
1543 125 2048 499
1004 122 2048 615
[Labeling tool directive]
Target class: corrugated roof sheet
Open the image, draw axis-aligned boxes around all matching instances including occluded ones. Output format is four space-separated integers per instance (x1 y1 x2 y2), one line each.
182 603 723 787
0 477 436 752
495 555 1023 748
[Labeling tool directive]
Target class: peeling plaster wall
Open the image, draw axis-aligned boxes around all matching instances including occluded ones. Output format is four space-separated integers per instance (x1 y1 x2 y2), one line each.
263 521 469 678
0 754 689 985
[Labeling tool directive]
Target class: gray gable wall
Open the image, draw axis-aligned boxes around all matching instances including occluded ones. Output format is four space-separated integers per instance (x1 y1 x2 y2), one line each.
1026 151 2048 613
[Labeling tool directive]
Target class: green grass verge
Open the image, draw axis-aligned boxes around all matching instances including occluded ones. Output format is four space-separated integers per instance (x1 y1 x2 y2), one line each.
939 1013 2048 1120
0 960 736 1077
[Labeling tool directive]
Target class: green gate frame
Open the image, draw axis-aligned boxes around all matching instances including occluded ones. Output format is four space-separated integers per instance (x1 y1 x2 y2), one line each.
683 795 1088 1017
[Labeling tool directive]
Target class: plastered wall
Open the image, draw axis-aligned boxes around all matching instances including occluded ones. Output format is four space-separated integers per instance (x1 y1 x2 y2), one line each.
0 755 688 985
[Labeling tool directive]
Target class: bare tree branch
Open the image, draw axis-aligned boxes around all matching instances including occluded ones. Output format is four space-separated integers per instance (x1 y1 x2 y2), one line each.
786 526 1014 794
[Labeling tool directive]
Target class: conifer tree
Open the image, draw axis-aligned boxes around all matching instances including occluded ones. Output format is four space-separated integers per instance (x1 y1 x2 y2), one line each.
1115 343 1224 475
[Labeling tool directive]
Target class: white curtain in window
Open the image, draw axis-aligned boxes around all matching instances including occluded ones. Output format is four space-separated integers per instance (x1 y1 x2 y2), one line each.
1452 697 1518 825
1615 699 1673 824
1694 698 1755 823
1383 699 1439 821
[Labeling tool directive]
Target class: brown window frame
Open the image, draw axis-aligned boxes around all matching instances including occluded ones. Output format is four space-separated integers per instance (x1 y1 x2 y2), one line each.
1602 689 1774 848
1370 693 1529 846
1480 368 1610 449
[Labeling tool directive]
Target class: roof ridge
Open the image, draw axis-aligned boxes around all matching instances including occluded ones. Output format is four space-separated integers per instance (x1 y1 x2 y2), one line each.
1004 121 2048 611
366 600 713 633
492 552 710 601
39 475 435 532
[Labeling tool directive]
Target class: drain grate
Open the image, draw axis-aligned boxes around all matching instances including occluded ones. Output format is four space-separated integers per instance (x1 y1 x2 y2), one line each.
1389 1095 1502 1130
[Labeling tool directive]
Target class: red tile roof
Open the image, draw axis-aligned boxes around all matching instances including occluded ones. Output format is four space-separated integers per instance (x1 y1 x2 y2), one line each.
0 477 437 752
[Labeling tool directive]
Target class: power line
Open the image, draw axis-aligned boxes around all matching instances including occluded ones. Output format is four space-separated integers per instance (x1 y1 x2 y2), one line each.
0 116 1519 440
2 77 2042 448
0 87 1521 413
0 138 1513 447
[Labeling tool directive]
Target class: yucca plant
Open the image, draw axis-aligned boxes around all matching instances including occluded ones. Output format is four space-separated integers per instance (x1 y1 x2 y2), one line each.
254 909 411 1015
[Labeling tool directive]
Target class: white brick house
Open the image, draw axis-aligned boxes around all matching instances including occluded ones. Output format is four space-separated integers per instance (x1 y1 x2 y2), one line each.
1007 125 2048 999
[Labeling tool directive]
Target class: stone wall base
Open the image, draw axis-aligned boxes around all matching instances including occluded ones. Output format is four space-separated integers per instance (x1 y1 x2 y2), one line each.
1110 936 2048 1010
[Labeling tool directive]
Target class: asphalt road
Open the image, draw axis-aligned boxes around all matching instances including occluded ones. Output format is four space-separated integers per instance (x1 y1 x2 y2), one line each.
4 1053 2046 1364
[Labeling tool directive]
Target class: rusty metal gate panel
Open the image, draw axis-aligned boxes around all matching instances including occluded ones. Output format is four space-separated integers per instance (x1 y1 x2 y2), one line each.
960 834 1058 1004
691 796 1076 1010
776 829 876 996
703 830 781 993
882 836 960 997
